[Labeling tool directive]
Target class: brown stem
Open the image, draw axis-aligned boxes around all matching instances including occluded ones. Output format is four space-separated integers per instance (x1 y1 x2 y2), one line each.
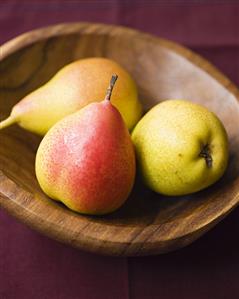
199 144 213 168
104 74 118 101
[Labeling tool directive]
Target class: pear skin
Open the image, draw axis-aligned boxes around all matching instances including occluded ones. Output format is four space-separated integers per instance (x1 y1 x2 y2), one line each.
132 100 229 196
0 58 142 135
35 75 136 215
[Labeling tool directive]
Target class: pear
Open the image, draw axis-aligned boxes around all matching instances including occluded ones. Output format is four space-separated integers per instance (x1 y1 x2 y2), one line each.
35 75 136 215
0 58 142 134
132 99 229 196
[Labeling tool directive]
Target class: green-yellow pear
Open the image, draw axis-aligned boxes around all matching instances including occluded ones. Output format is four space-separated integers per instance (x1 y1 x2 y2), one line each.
35 75 136 215
0 58 142 134
132 100 229 196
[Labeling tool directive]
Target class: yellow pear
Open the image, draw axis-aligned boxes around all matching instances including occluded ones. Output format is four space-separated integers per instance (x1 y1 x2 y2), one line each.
132 100 229 196
0 58 142 134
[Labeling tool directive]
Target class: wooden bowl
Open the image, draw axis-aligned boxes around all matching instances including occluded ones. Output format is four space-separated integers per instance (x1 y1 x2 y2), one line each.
0 23 239 256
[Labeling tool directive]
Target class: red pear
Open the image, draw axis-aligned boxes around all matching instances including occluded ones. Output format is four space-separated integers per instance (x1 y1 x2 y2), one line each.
35 75 136 215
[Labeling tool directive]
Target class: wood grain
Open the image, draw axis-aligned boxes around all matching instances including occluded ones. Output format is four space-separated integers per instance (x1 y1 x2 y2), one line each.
0 23 239 256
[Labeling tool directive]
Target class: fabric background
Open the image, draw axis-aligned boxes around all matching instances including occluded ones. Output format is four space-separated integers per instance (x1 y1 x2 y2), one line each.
0 1 239 299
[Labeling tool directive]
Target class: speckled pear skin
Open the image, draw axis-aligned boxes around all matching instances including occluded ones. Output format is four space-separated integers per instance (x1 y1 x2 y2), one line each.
35 99 136 215
0 58 142 134
132 100 229 196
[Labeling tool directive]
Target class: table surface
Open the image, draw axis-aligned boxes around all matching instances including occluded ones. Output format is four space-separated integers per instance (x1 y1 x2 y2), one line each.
0 1 239 299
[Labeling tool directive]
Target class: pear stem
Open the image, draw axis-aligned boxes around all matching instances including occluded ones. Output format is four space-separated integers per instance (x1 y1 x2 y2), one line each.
199 144 213 168
104 74 118 101
0 115 17 130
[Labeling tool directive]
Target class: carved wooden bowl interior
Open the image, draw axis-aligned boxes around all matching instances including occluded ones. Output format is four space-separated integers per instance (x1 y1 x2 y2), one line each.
0 23 239 256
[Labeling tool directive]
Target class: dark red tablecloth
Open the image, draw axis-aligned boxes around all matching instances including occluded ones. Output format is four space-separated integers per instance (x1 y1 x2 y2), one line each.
0 1 239 299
